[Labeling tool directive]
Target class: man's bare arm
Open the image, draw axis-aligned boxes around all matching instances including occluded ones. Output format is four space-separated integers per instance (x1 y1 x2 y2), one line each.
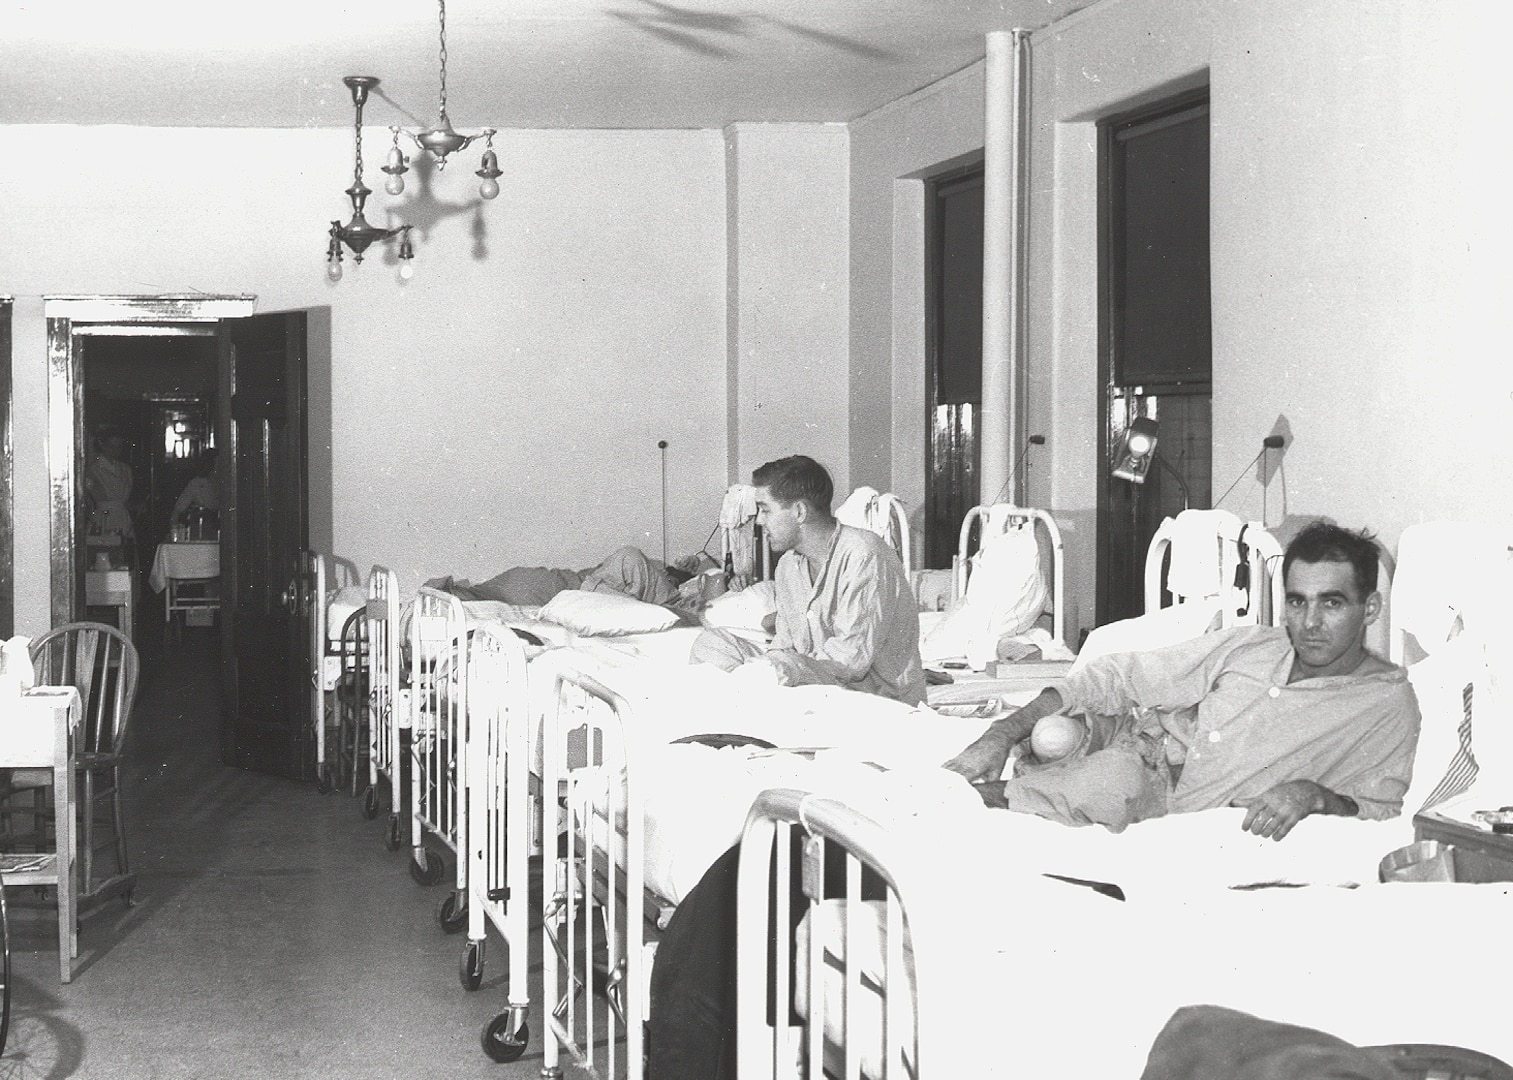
942 687 1066 783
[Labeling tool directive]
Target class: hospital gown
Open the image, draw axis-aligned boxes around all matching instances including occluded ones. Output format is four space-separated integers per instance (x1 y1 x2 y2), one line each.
691 524 925 705
1005 625 1421 828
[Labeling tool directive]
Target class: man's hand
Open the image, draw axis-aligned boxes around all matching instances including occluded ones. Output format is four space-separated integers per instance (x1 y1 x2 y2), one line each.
942 730 1014 785
1233 780 1330 841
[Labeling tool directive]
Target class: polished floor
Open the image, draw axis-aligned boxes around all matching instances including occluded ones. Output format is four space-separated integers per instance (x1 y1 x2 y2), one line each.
5 630 547 1079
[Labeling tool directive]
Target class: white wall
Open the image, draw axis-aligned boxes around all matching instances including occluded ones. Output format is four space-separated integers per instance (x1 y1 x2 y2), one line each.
3 124 733 622
724 123 851 487
848 66 988 538
1023 0 1513 635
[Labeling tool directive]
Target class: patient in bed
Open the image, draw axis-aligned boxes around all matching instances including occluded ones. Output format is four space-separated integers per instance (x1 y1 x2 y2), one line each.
425 544 686 607
688 455 925 705
944 522 1421 838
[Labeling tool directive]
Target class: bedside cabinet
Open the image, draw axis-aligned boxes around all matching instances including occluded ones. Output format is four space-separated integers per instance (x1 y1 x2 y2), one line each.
1413 810 1513 883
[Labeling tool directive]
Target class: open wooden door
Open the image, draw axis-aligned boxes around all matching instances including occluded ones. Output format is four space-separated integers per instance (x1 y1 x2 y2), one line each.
218 310 311 776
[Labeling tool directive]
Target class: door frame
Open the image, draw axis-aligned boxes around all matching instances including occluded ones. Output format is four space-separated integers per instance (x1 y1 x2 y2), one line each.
1 297 12 639
44 295 257 628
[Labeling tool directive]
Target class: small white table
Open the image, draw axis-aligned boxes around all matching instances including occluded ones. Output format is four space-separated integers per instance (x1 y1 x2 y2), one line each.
1 687 80 984
150 541 221 632
85 568 134 640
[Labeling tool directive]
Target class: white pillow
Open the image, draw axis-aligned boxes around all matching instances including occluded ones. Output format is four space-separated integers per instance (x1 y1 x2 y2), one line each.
539 589 678 636
702 581 776 633
1068 598 1223 675
920 523 1046 669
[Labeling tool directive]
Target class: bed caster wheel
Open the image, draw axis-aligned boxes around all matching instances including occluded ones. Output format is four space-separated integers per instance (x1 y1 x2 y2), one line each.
385 815 403 852
411 849 445 887
438 892 467 934
460 939 485 991
361 785 380 820
481 1014 528 1063
316 766 333 795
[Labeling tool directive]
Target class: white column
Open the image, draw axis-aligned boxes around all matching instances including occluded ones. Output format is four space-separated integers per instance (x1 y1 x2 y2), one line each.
981 29 1028 506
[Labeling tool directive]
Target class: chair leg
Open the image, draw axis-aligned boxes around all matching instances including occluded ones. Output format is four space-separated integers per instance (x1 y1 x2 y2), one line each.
81 769 95 897
111 771 129 879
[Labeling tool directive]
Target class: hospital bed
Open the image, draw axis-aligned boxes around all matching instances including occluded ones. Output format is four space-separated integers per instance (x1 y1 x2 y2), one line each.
733 520 1513 1079
307 552 366 795
461 622 534 1058
523 651 1010 1075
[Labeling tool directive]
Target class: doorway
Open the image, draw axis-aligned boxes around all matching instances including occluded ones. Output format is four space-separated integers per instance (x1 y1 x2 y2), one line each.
1096 94 1213 624
80 332 219 633
40 297 314 779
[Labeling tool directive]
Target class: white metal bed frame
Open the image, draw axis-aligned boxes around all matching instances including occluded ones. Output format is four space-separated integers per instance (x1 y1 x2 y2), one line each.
360 566 405 849
465 622 535 1062
1143 509 1285 629
736 787 960 1080
408 587 469 907
537 667 648 1080
307 552 363 794
953 503 1068 654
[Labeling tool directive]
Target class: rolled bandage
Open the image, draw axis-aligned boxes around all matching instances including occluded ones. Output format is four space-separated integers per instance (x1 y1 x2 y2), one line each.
1029 713 1087 763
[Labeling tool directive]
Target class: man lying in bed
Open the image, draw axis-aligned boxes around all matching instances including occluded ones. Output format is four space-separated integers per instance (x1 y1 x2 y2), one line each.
425 544 687 607
646 522 1420 1080
944 521 1421 839
688 454 925 705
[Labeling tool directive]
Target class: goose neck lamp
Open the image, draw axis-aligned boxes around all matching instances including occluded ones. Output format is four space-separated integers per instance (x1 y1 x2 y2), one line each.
1111 417 1190 511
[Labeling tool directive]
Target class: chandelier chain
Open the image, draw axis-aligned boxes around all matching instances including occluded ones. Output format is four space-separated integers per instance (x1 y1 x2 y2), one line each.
352 86 366 184
437 0 449 119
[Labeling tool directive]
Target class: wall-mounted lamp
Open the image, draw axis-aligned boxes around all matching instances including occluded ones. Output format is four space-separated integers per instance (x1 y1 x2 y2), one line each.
1111 416 1160 484
1111 416 1190 510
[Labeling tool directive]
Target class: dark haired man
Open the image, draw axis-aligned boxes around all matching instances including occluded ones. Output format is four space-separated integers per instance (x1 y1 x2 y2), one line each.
691 454 925 705
944 521 1421 838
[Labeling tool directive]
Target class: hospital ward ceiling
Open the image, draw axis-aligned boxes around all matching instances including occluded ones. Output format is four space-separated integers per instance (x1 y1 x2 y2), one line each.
1 0 1088 131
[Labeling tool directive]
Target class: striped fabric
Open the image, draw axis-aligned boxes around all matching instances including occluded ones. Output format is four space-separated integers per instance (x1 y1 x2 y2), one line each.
1420 682 1479 812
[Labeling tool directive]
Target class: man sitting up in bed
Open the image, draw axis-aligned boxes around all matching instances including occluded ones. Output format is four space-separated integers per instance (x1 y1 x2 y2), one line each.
646 522 1419 1080
689 454 925 705
944 520 1421 838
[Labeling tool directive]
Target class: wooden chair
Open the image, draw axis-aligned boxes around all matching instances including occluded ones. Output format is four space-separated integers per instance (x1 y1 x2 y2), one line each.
6 622 141 909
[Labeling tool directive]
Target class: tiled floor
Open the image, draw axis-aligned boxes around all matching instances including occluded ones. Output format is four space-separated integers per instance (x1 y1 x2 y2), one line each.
4 631 548 1079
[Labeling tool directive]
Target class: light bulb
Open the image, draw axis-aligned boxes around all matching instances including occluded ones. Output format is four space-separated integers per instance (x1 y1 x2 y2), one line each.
326 258 344 283
479 177 499 200
385 173 406 196
399 260 415 281
1127 434 1152 455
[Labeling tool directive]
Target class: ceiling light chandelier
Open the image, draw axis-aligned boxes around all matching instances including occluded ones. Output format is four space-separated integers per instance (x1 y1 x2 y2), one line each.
325 0 501 284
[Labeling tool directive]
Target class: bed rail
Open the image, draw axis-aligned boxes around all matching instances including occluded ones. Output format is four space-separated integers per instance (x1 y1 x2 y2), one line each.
362 566 404 848
409 587 468 897
539 667 648 1080
466 622 535 1059
736 787 964 1080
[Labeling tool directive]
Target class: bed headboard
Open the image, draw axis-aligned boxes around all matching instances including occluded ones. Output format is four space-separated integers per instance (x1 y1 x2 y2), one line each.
953 503 1066 653
835 488 912 571
1144 510 1284 630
